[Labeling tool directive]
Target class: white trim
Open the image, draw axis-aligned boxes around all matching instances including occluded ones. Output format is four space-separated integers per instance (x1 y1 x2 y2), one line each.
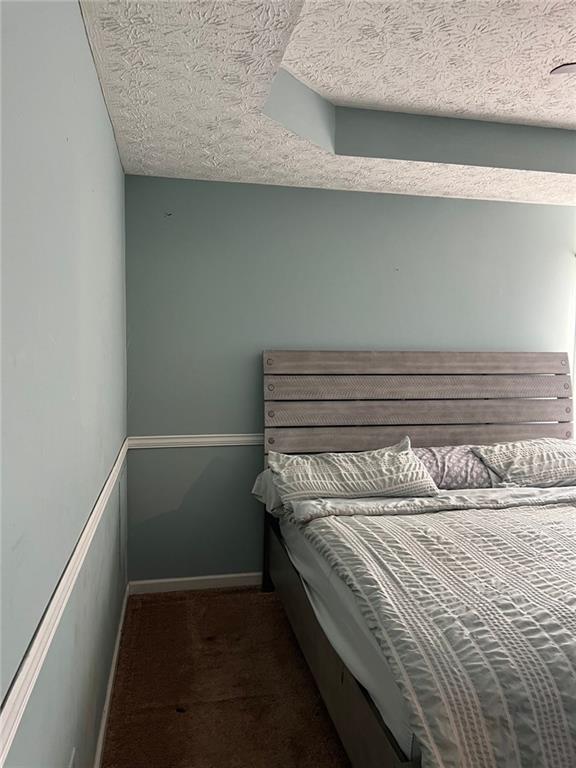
127 433 264 449
93 585 129 768
1 432 264 763
129 572 262 595
0 440 129 767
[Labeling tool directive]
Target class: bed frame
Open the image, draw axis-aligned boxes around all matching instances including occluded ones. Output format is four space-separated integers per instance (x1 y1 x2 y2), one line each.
261 349 572 767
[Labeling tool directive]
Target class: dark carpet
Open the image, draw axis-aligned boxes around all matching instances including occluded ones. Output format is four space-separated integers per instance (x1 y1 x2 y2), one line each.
101 588 350 768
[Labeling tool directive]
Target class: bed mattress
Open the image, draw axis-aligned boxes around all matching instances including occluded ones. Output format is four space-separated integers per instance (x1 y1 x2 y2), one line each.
279 517 417 759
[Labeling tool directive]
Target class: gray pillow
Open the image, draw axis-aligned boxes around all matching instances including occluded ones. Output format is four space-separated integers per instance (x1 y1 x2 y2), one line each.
252 469 283 514
472 438 576 487
413 445 495 490
267 437 438 504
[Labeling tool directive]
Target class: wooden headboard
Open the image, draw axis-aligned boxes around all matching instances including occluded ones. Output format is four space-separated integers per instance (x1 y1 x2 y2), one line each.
263 350 573 454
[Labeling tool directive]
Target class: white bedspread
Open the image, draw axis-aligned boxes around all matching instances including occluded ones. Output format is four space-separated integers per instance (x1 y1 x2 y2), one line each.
286 488 576 768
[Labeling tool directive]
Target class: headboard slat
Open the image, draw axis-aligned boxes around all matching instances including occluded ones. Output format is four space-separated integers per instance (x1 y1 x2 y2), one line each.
264 350 569 375
264 374 572 401
265 399 572 427
263 350 573 454
266 424 572 454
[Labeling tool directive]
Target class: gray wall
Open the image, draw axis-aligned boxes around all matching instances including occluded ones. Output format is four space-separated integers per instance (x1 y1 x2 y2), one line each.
128 446 263 580
126 175 576 579
1 0 127 759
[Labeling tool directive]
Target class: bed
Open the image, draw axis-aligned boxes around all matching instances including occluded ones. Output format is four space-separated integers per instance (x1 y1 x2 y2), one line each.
259 350 575 768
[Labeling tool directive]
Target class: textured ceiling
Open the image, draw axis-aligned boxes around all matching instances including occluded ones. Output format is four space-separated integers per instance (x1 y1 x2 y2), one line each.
81 0 576 205
283 0 576 130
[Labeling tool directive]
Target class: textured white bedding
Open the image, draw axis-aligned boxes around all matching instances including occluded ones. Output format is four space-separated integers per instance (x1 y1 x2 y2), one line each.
288 488 576 768
279 518 416 758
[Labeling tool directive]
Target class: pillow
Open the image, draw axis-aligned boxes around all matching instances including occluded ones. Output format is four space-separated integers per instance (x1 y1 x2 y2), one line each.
252 469 283 514
472 438 576 487
413 445 495 490
267 437 439 504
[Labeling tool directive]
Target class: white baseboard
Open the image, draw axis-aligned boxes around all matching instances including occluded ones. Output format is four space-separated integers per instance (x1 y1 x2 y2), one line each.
128 572 262 595
93 585 129 768
92 572 261 764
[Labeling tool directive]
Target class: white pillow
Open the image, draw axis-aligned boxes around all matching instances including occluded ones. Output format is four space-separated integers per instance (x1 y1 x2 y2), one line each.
251 469 283 514
473 438 576 487
268 437 438 504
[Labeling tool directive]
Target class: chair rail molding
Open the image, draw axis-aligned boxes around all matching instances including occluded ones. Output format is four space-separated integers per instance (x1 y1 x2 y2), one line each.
0 440 129 766
127 433 264 449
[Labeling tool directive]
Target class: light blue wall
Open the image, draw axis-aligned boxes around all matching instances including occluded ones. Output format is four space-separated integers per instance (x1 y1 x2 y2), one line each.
335 107 576 174
126 175 576 579
1 0 126 757
6 469 127 768
264 68 335 152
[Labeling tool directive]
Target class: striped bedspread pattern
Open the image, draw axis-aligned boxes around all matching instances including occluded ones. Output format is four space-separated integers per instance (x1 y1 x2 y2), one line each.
297 493 576 768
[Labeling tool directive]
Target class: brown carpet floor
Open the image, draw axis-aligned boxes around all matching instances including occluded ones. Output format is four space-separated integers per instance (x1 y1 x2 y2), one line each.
101 588 350 768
